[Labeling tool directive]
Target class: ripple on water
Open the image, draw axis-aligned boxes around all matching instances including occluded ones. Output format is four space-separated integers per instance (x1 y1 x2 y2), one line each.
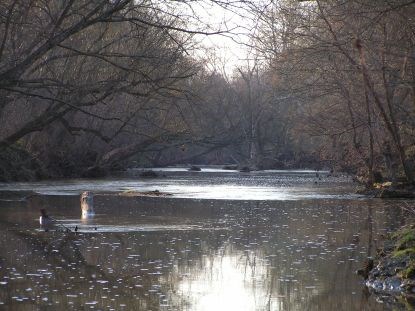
0 170 411 310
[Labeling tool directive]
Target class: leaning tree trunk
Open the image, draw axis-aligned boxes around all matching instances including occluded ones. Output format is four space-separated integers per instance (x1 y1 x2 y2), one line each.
83 138 158 177
355 40 413 183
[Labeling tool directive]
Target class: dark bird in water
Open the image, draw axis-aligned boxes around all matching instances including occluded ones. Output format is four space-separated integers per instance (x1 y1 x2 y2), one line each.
39 209 53 226
74 226 78 232
39 209 73 232
39 208 54 232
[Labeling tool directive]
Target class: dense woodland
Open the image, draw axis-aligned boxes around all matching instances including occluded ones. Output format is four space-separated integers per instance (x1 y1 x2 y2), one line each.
0 0 414 184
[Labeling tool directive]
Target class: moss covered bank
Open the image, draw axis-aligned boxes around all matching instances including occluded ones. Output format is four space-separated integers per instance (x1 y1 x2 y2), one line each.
364 225 415 297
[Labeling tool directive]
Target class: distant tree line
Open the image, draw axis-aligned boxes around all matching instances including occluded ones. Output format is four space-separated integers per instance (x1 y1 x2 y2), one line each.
0 0 414 183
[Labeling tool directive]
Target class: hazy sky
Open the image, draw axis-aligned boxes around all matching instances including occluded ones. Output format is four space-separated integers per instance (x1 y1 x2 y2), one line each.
187 1 256 75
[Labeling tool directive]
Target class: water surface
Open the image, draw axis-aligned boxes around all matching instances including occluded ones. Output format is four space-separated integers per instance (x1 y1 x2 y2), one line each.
0 168 356 200
0 169 412 310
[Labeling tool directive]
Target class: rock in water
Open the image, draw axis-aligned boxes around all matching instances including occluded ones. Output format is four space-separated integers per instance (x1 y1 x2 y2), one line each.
239 166 251 172
188 165 201 171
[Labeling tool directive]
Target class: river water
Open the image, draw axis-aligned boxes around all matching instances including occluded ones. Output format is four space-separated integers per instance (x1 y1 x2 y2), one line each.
0 168 413 310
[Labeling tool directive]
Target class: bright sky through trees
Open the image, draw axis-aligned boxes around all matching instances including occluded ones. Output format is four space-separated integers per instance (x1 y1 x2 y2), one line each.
189 1 255 75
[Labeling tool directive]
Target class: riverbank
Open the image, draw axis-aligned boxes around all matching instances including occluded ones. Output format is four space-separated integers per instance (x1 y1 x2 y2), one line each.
356 181 415 199
364 225 415 297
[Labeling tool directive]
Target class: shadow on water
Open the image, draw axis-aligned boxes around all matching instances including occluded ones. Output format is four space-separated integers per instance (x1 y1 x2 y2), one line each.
0 170 413 310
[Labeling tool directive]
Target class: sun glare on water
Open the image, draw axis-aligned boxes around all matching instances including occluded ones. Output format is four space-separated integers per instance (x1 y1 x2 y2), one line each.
177 253 280 311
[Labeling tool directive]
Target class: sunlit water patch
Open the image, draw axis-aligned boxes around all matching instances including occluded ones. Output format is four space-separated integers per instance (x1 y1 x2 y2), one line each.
0 169 356 200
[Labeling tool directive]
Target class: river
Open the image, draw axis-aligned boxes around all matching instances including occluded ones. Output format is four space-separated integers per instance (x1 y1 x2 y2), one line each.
0 168 412 310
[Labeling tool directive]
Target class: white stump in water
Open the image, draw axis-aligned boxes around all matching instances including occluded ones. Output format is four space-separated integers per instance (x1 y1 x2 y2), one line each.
81 191 94 217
